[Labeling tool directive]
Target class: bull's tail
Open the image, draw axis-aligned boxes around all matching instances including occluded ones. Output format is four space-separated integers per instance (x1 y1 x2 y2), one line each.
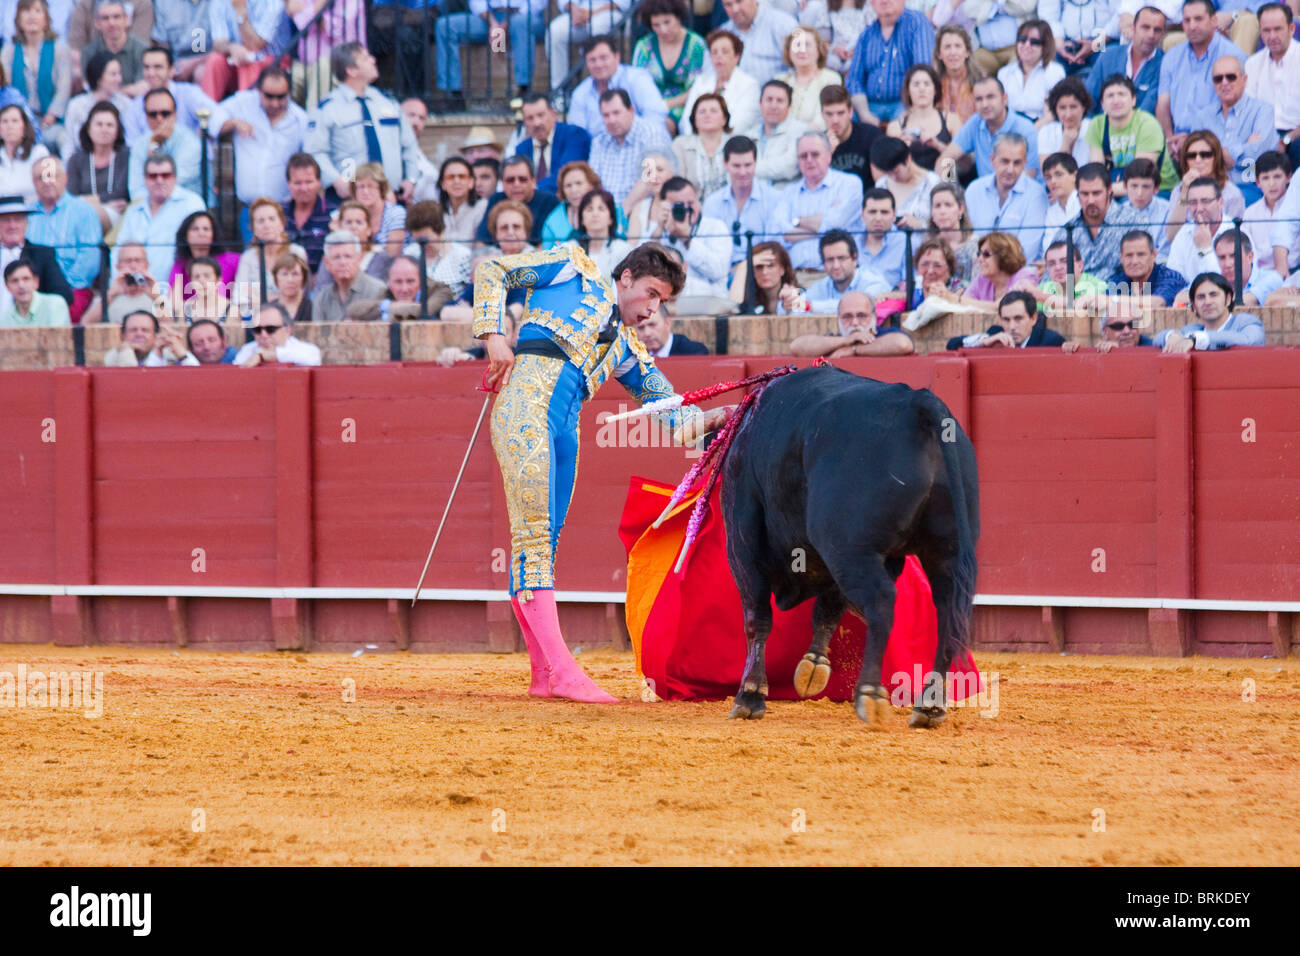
921 396 978 661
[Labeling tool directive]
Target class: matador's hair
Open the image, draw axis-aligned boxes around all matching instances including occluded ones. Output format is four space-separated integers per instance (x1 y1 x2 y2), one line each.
610 242 685 297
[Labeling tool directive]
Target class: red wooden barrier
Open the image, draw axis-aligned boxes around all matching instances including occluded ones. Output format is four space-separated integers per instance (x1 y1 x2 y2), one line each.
0 351 1296 657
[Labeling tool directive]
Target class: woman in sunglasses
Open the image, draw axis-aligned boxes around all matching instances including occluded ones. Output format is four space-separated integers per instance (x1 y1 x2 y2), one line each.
997 19 1064 123
930 231 1034 311
1163 129 1246 244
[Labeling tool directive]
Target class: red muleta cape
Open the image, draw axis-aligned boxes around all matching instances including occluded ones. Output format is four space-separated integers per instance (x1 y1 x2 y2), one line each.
619 475 981 704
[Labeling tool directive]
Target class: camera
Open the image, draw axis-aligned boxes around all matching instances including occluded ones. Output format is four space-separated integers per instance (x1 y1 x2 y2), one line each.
670 201 691 223
126 273 148 286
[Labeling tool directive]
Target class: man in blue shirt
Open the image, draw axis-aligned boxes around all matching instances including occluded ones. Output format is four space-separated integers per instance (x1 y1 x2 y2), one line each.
1192 55 1278 197
187 319 238 364
127 88 204 200
939 76 1041 180
845 0 935 125
771 131 863 269
965 132 1050 262
855 188 907 288
1156 0 1246 158
1104 229 1188 312
802 228 890 313
114 153 206 280
701 135 781 267
1085 5 1167 116
566 35 668 138
27 157 102 313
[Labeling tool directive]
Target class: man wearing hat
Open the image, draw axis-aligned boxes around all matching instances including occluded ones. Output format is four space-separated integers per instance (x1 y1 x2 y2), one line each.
462 126 505 165
0 195 73 318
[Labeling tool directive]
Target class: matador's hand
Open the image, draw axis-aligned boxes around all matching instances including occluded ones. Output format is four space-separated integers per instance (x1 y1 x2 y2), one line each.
672 404 735 445
484 333 514 390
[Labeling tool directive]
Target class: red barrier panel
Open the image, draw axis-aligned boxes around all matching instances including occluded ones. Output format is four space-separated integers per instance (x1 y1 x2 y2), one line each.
0 351 1297 656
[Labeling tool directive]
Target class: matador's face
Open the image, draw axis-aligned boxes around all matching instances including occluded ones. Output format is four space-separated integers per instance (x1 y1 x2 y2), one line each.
616 273 676 327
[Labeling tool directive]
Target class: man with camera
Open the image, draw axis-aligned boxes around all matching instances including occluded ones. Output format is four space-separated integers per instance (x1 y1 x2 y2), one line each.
643 176 731 302
81 242 162 325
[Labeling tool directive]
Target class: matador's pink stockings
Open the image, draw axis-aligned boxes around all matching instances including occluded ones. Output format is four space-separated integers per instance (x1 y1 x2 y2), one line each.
511 590 618 704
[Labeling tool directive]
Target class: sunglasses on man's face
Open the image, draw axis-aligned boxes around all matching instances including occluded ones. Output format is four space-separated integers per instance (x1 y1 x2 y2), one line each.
146 109 174 119
252 325 284 335
1106 321 1141 331
1211 73 1239 83
145 171 174 180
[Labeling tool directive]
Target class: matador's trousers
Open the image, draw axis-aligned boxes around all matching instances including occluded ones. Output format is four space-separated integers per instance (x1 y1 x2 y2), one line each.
490 352 586 595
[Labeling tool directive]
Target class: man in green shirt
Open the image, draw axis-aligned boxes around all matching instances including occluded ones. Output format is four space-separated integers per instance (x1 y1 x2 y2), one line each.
1017 240 1107 316
0 260 71 326
1085 75 1179 192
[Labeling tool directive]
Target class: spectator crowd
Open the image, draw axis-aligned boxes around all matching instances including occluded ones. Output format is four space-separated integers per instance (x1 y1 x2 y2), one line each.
0 0 1299 363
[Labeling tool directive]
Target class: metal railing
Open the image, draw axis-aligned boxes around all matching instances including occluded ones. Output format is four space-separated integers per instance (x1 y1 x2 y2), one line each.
361 0 649 113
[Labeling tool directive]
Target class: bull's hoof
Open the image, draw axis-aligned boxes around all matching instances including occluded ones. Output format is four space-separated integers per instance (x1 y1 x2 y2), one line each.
728 690 767 720
908 706 947 729
853 685 890 727
792 653 831 699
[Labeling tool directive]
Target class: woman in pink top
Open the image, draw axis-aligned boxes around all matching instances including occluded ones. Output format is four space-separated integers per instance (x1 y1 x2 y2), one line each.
954 231 1036 310
167 210 240 310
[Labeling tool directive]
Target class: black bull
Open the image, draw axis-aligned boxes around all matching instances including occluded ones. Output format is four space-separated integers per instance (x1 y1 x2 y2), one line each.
720 367 979 727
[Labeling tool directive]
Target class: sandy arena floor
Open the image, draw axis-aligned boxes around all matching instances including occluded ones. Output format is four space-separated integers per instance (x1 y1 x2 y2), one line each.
0 645 1296 866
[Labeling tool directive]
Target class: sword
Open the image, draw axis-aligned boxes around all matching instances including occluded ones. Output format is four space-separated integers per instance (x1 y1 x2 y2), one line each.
412 371 498 606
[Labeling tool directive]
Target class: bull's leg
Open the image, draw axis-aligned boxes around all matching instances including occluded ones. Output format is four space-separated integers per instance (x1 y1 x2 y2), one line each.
793 590 845 699
841 558 897 727
911 556 958 729
729 601 773 719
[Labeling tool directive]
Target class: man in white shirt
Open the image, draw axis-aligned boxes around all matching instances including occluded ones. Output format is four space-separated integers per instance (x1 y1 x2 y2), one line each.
1245 2 1300 171
654 176 731 300
234 301 322 366
1167 176 1232 281
754 80 807 187
1042 152 1080 233
217 65 308 207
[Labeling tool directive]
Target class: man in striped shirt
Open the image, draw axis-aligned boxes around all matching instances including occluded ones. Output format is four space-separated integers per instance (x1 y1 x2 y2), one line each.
845 0 935 126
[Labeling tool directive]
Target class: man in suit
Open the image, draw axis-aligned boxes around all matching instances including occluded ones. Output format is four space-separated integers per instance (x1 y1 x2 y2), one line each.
947 290 1068 349
0 196 73 317
1085 6 1167 116
634 308 709 356
514 93 592 195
